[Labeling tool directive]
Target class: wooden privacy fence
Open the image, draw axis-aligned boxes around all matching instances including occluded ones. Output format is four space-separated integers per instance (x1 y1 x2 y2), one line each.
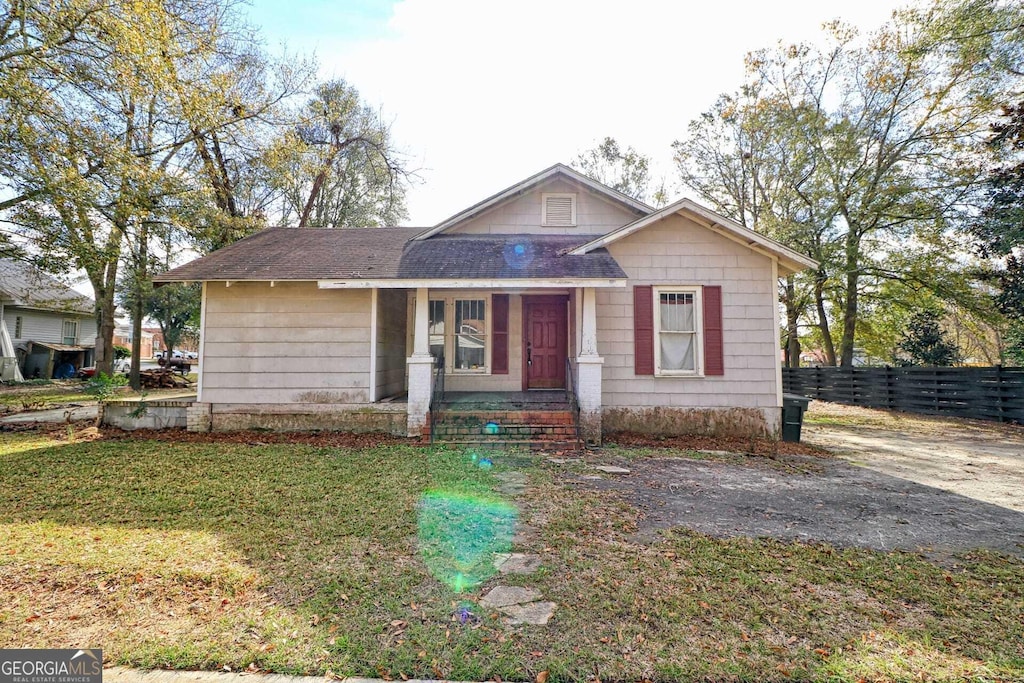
782 366 1024 424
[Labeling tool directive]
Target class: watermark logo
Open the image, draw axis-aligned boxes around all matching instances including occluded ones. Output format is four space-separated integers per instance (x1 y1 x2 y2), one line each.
0 649 101 683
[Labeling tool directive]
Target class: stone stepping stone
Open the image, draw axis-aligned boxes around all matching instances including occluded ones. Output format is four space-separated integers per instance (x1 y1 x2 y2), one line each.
493 553 543 574
591 465 631 474
495 471 529 495
500 601 557 625
479 585 541 608
546 457 581 465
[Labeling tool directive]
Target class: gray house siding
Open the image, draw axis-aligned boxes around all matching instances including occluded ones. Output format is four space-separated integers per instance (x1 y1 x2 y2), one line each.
5 307 95 346
598 214 782 435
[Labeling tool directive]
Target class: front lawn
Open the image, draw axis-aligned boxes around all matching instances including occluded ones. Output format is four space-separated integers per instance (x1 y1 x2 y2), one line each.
1 431 1021 681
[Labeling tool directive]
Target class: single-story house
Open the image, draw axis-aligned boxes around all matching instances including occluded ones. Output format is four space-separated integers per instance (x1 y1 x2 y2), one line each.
0 258 97 380
156 164 816 443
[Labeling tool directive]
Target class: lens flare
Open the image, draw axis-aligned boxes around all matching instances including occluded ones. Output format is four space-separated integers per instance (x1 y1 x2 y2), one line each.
484 421 500 435
503 239 535 269
417 491 517 593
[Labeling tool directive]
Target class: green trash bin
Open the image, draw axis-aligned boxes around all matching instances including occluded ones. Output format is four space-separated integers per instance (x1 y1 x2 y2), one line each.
781 393 811 443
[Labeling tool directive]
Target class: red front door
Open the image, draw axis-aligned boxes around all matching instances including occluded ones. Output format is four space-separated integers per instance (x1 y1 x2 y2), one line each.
524 297 567 389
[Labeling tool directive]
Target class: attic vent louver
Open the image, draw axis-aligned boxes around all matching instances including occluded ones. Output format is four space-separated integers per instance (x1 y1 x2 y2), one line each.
542 193 577 227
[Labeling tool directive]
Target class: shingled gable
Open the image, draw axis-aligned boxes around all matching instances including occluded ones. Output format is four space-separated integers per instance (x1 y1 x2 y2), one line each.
413 163 653 240
567 197 818 275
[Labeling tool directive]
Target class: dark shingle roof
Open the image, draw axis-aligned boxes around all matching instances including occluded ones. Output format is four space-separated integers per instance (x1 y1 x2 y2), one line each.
155 228 627 282
0 258 94 314
154 227 425 282
398 235 625 279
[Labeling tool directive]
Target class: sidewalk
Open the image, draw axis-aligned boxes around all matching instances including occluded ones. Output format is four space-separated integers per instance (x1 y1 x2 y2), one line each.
0 403 98 424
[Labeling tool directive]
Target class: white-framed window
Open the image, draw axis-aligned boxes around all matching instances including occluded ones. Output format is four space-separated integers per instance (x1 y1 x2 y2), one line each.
428 295 490 374
654 286 703 376
541 193 577 227
62 319 78 346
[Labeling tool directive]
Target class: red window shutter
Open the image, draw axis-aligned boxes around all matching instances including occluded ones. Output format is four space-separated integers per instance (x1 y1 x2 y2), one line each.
492 294 509 374
703 285 724 376
633 286 654 375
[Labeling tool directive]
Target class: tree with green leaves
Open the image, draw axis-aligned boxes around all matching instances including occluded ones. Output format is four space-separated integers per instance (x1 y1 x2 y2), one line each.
971 101 1024 363
674 88 827 367
143 282 200 361
899 309 960 366
675 0 1024 367
1 0 306 378
573 137 667 206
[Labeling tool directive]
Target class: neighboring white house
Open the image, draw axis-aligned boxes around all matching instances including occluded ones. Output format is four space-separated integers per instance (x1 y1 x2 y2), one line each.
157 164 816 442
0 259 97 380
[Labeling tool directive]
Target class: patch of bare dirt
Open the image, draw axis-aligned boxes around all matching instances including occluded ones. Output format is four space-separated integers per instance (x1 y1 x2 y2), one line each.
805 401 1024 513
604 431 831 457
807 400 1024 438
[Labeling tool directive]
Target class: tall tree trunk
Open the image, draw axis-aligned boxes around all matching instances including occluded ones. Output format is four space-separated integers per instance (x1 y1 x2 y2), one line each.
814 269 836 366
90 257 119 377
95 289 117 376
128 222 148 390
839 234 860 367
785 276 801 368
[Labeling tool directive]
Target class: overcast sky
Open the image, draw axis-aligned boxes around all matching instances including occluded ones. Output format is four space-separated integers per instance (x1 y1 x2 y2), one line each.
246 0 905 227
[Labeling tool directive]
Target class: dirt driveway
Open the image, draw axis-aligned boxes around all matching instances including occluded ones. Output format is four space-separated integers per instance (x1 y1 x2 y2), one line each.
803 402 1024 513
576 403 1024 558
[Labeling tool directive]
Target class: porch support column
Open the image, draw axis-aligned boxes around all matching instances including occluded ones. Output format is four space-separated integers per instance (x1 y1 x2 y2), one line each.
407 287 433 437
576 287 604 445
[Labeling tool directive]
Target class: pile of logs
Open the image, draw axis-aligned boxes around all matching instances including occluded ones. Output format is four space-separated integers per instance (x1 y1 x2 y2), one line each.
138 369 192 389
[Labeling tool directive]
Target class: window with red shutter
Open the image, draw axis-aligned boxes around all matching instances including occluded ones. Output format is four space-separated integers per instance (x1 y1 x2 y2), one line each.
645 285 724 377
633 285 654 375
702 285 724 375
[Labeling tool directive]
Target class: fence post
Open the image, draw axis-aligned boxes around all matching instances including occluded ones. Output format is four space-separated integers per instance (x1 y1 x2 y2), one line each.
996 364 1005 423
885 366 894 410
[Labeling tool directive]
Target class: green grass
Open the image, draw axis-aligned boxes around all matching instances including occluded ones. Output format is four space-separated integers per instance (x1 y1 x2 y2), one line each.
1 433 1022 681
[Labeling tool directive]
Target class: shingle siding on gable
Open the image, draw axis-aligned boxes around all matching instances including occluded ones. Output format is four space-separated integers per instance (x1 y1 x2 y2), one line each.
447 179 639 236
598 214 779 411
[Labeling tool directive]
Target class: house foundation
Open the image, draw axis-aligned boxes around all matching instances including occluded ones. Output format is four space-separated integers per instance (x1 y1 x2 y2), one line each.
602 406 779 438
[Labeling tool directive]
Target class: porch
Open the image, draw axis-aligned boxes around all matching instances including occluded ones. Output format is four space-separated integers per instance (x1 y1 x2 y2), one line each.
397 285 610 444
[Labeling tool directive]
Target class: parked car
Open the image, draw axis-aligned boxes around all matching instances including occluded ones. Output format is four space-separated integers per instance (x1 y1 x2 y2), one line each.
78 358 131 379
